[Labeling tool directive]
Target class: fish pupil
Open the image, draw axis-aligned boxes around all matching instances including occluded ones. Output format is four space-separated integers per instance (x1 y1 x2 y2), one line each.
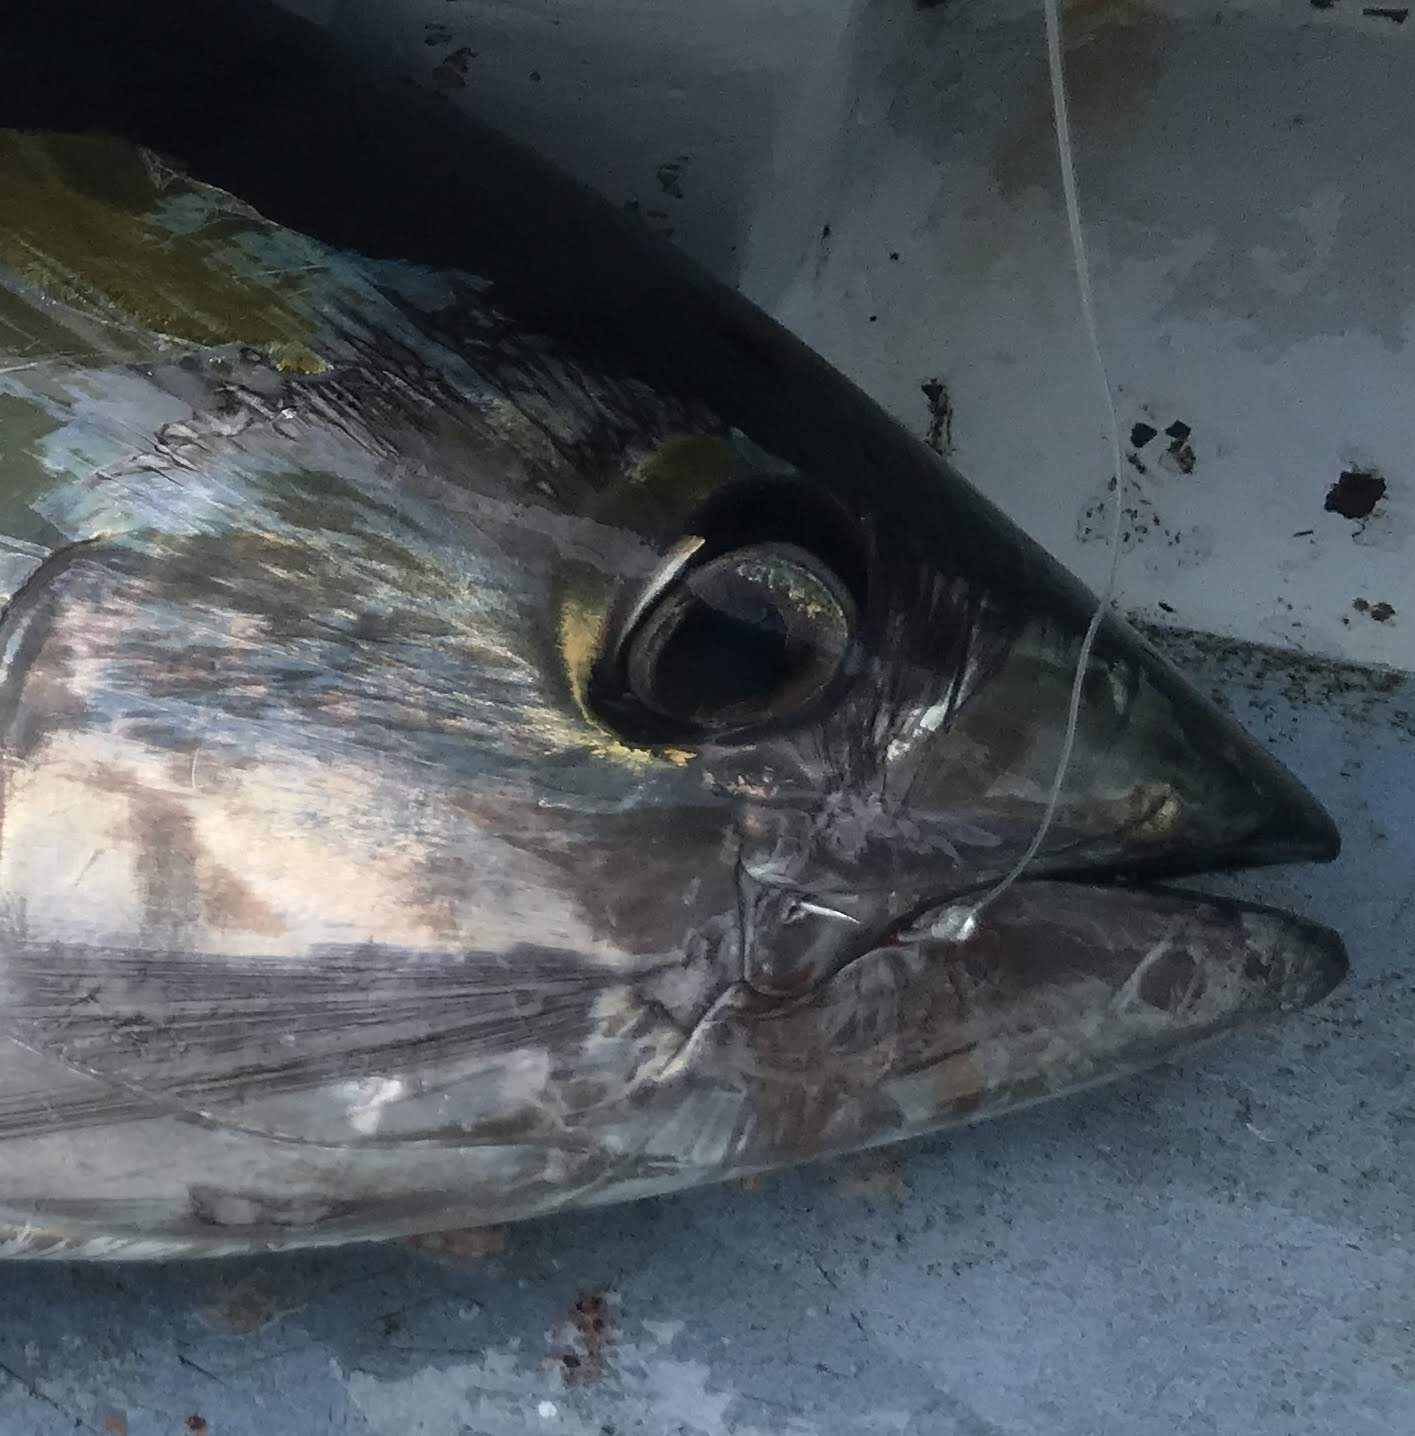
621 542 855 735
652 593 798 717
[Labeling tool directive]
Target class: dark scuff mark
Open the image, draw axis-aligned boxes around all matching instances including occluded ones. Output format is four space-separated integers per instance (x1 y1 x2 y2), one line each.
1325 468 1387 521
1145 624 1412 748
656 157 689 200
562 1290 613 1385
1166 440 1197 476
920 379 953 457
431 45 476 90
1363 5 1408 20
1292 529 1315 538
1354 599 1396 623
424 23 452 44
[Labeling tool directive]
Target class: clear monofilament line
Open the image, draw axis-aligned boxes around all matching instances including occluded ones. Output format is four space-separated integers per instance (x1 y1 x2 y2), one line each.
945 0 1127 939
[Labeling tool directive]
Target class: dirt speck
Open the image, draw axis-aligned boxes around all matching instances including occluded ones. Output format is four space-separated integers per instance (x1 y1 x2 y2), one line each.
1130 421 1158 448
1164 441 1197 475
920 378 954 457
202 1277 281 1335
655 157 689 199
184 1418 208 1435
1325 467 1387 520
735 1174 763 1192
837 1154 905 1200
1354 599 1396 623
405 1226 509 1260
431 46 476 90
560 1290 613 1385
1156 420 1196 475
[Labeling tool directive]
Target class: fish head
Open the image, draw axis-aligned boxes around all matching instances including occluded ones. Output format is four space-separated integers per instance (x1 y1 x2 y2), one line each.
539 416 1346 1184
0 94 1345 1246
0 311 1344 1226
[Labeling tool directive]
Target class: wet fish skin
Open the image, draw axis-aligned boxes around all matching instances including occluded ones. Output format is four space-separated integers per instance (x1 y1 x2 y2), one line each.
0 2 1344 1257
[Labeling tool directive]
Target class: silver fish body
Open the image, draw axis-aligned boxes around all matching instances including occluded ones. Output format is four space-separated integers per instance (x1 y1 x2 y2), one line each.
0 1 1343 1257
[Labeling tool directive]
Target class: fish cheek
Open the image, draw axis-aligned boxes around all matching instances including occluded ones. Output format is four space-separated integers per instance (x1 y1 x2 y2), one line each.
451 794 741 960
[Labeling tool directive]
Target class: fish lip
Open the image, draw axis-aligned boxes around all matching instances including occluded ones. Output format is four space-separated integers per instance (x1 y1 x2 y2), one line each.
870 815 1342 965
1043 811 1341 889
882 879 1349 1010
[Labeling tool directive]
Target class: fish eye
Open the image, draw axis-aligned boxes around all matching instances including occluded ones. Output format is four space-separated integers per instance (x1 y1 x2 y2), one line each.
588 481 866 745
625 542 855 732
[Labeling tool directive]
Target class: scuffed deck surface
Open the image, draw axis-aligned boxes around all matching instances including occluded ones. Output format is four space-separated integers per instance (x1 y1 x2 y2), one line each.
0 632 1409 1435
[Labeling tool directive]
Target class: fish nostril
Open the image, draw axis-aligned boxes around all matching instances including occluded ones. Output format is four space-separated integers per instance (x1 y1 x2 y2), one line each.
1137 948 1205 1012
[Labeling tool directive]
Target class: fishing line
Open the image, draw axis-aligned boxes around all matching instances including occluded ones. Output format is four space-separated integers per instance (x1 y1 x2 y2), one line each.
943 0 1126 940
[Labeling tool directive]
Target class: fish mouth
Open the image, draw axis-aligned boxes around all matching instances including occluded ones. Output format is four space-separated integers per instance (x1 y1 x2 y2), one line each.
710 853 1344 1183
739 603 1348 1099
721 832 1346 1170
838 789 1349 1135
868 775 1345 1015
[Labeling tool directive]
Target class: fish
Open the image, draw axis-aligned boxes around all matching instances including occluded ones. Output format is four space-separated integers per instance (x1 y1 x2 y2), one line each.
0 0 1343 1258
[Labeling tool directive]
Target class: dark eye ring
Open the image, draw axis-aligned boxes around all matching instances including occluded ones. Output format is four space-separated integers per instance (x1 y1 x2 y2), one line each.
588 536 858 745
624 540 856 732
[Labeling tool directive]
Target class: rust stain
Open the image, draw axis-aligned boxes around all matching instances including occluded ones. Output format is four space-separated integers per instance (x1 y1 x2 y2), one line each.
201 1276 283 1335
560 1289 613 1386
99 1412 128 1436
836 1153 905 1200
404 1225 509 1259
993 0 1166 200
